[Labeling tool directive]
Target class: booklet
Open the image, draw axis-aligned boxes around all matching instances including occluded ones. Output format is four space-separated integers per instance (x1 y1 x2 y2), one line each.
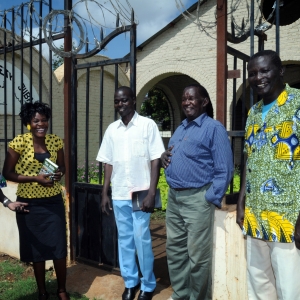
39 158 59 176
132 189 162 212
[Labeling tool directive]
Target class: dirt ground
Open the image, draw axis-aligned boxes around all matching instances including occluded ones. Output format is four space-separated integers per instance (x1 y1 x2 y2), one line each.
66 219 173 299
1 219 172 300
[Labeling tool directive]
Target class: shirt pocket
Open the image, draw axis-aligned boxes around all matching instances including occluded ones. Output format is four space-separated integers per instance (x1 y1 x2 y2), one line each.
132 139 147 157
182 135 210 160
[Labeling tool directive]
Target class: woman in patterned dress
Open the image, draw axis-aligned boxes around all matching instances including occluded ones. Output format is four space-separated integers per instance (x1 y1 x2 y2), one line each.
2 101 69 300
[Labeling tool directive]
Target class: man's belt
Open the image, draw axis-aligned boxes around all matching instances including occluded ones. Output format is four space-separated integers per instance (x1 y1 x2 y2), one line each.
172 187 191 191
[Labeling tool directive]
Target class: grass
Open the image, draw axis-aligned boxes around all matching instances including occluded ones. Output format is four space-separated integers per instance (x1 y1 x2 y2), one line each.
151 209 166 220
0 256 101 300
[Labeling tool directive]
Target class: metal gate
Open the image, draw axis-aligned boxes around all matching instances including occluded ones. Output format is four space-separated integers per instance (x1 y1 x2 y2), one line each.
226 46 250 204
0 1 62 170
0 0 136 269
223 0 282 204
2 0 285 269
69 10 137 269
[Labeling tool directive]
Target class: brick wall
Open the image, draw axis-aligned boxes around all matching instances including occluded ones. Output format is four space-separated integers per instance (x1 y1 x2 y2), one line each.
134 0 300 131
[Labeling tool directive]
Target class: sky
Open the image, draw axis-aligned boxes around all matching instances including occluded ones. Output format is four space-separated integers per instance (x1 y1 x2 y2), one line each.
0 0 197 59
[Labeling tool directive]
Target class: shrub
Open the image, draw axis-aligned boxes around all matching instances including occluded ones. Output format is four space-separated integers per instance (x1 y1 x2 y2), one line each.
77 163 240 209
158 169 168 210
159 168 241 210
77 162 102 183
77 163 169 209
226 166 241 194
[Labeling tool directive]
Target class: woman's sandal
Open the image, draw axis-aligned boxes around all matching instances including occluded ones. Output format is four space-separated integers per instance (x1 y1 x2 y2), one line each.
57 289 70 300
38 291 49 300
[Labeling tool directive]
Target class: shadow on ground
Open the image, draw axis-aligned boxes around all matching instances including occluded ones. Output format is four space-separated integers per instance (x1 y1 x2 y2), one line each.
66 220 172 300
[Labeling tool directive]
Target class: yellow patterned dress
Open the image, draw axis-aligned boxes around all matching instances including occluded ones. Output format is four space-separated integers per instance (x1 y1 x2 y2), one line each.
9 133 63 198
243 85 300 243
9 133 66 262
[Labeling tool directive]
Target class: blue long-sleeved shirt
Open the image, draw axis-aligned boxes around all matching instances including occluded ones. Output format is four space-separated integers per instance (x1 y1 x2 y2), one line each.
165 113 234 208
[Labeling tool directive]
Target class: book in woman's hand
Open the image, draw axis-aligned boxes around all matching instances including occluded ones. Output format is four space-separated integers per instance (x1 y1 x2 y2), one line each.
39 158 58 179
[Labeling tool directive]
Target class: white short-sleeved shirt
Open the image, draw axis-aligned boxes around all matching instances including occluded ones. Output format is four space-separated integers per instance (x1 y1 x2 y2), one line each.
96 112 165 200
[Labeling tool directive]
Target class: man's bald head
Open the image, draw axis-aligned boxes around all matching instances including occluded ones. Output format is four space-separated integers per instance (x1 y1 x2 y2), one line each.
115 86 135 99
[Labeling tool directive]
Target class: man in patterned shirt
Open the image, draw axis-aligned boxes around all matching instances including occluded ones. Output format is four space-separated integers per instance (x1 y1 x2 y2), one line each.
237 50 300 299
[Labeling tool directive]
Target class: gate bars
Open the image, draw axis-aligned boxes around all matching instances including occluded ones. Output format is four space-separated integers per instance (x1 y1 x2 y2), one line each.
0 0 136 267
0 0 62 168
69 9 137 266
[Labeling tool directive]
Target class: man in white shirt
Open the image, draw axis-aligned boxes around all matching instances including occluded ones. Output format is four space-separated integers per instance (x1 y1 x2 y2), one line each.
96 86 165 300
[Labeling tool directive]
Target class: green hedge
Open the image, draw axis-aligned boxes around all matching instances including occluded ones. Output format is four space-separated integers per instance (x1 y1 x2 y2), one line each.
226 173 241 194
158 169 169 210
158 169 241 210
77 163 240 211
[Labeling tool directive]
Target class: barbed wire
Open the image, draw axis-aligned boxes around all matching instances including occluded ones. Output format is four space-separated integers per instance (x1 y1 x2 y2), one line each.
175 0 216 39
0 0 275 56
0 0 137 56
175 0 268 40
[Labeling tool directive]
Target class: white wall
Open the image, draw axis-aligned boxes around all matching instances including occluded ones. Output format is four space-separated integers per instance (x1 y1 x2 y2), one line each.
0 182 20 258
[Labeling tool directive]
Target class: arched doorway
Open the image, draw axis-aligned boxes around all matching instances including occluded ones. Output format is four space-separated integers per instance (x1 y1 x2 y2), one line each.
137 73 200 146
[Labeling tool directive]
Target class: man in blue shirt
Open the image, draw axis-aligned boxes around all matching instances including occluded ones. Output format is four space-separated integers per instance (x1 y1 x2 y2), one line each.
161 84 233 300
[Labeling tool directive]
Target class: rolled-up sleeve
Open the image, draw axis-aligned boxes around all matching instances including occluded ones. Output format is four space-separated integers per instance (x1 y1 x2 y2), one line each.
205 125 234 208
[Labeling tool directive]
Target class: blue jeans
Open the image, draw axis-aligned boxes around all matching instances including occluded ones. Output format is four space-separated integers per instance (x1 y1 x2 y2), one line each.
112 200 156 292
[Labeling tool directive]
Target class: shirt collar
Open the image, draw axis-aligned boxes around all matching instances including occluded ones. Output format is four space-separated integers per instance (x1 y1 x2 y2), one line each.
251 83 291 114
182 112 208 127
117 111 139 128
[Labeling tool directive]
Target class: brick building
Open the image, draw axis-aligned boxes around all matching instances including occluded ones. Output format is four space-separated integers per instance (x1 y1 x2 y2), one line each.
134 0 300 132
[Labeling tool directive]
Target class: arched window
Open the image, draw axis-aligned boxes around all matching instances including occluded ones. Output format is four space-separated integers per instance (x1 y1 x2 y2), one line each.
140 88 171 134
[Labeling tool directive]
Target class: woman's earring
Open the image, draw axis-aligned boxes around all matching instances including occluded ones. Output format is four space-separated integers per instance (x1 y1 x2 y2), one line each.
27 124 31 131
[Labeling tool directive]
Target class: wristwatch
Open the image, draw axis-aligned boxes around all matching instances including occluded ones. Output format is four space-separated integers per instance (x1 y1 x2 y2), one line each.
3 198 11 207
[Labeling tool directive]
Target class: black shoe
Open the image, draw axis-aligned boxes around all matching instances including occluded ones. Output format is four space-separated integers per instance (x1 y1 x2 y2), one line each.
122 283 140 300
57 289 70 300
137 290 154 300
38 292 49 300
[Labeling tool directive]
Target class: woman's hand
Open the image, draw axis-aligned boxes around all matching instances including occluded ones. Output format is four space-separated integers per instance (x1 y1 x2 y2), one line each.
35 168 64 187
52 169 64 182
35 173 55 187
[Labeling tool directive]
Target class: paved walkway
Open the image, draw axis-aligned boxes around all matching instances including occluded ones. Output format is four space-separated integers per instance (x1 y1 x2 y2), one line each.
66 220 173 300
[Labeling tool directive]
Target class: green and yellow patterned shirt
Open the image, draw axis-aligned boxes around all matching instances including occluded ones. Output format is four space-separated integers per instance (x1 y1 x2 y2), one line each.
9 133 63 198
243 84 300 243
